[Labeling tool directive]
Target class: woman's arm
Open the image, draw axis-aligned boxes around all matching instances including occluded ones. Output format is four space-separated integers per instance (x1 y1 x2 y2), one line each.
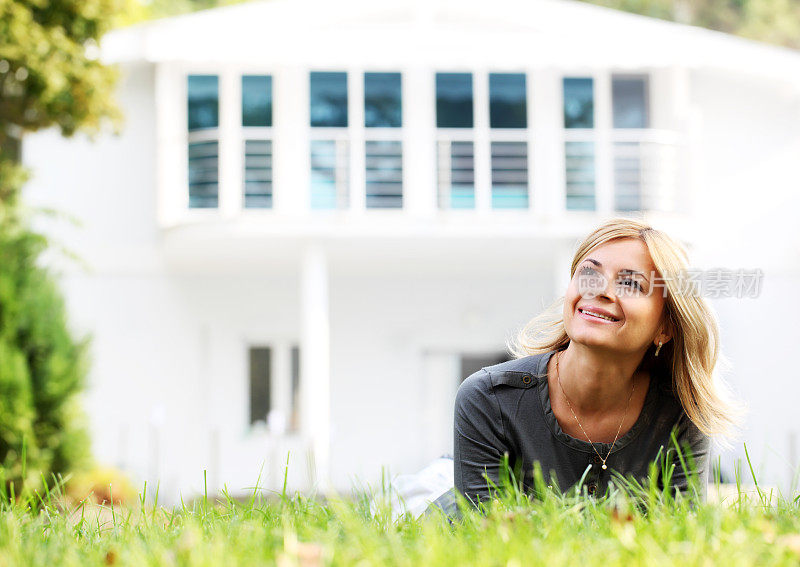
453 369 512 509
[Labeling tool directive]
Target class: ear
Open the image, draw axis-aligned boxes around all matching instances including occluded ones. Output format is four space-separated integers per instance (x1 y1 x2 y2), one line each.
656 312 673 346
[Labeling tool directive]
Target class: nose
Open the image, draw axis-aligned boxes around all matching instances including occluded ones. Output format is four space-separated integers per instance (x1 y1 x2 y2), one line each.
579 269 617 301
597 274 617 301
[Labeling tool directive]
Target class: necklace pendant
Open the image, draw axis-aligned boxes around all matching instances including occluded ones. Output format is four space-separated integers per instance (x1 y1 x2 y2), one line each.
602 464 607 470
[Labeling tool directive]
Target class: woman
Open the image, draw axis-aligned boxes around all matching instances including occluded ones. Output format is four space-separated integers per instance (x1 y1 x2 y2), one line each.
449 217 744 511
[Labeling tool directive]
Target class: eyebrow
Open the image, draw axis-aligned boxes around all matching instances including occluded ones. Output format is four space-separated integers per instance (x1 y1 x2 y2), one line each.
582 258 650 283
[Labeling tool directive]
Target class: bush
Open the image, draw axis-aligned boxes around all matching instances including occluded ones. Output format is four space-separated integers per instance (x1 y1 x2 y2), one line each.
0 202 92 496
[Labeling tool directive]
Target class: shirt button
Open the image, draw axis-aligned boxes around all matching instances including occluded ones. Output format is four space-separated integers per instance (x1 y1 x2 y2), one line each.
587 483 597 496
522 374 532 385
592 454 603 465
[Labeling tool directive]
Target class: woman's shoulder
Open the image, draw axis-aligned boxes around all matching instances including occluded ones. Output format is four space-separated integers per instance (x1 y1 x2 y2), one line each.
457 352 550 398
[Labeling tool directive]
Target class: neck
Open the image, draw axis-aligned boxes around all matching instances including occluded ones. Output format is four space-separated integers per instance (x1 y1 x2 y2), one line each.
554 342 646 416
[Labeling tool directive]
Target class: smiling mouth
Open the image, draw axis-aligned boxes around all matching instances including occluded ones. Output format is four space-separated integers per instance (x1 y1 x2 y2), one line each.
578 308 620 322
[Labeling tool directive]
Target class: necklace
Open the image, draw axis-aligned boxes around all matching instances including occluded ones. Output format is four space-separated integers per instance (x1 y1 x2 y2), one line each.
554 350 635 471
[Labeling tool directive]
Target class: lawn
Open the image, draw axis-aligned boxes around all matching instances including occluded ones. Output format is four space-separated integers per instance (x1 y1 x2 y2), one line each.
0 462 798 566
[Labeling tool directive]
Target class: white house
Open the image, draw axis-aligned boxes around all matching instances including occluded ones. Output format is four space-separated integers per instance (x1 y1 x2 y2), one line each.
21 0 800 501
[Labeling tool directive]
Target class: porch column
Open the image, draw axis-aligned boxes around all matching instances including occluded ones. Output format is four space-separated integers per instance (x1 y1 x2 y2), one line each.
300 245 331 491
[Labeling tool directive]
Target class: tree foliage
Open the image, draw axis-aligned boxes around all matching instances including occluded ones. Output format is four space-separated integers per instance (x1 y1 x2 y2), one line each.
582 0 800 49
0 0 123 205
0 213 92 494
0 0 121 493
117 0 249 26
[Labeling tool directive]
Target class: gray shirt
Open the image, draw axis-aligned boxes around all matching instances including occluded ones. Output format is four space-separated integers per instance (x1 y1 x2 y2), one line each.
430 349 709 515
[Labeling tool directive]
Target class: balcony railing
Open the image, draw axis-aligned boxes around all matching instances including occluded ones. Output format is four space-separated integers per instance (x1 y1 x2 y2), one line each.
178 128 681 223
437 129 531 211
565 128 680 213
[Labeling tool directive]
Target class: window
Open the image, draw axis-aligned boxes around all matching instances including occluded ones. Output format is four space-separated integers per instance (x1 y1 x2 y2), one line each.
612 76 648 129
612 76 650 211
310 72 348 128
436 73 473 128
310 72 349 210
491 141 528 209
563 77 596 210
310 140 348 209
565 141 596 211
242 75 273 208
365 72 402 128
289 345 300 433
563 78 594 129
364 72 403 209
489 73 528 209
187 75 219 208
489 73 527 129
242 75 272 127
249 346 271 425
437 141 474 209
188 75 219 131
437 73 475 209
365 140 403 208
249 344 301 433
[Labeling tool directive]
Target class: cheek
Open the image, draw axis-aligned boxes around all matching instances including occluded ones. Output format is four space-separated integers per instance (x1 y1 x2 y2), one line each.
625 300 663 330
565 280 581 303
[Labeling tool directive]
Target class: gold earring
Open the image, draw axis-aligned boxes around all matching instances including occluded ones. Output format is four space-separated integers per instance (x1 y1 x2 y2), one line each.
654 341 663 357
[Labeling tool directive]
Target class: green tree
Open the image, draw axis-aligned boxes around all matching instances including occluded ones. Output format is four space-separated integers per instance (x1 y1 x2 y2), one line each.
581 0 800 49
0 218 92 493
0 0 123 494
0 0 123 205
117 0 249 26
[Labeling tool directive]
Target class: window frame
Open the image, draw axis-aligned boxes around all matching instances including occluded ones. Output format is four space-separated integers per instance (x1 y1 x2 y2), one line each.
187 74 221 210
363 70 404 210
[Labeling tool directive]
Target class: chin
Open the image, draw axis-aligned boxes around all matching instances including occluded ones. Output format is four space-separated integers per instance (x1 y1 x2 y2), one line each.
571 336 618 350
566 327 619 350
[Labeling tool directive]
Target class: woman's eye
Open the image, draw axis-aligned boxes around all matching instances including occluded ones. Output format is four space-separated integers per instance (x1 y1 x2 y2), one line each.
618 279 642 291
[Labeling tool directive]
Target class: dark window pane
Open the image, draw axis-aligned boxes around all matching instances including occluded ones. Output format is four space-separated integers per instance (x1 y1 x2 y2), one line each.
491 141 528 209
310 72 348 127
565 141 595 210
366 140 402 208
438 141 475 209
613 76 648 129
436 73 473 128
489 73 527 129
249 347 271 425
243 139 272 208
242 75 272 127
365 72 402 128
188 141 218 208
188 75 219 131
290 345 300 432
563 77 594 129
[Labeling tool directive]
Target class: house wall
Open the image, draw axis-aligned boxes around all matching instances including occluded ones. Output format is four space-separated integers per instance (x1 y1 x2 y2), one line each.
327 270 553 489
689 70 800 488
20 40 800 498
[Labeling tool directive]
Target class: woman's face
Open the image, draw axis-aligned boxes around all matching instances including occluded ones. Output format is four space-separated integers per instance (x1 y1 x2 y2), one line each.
563 238 668 355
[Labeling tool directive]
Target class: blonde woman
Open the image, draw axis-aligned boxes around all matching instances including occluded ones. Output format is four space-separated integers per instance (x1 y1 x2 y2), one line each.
448 217 744 511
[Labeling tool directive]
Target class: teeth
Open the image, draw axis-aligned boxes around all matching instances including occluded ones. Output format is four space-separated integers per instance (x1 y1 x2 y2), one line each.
580 309 617 321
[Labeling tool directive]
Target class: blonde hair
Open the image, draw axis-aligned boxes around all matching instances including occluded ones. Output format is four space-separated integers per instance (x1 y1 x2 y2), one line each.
509 217 745 446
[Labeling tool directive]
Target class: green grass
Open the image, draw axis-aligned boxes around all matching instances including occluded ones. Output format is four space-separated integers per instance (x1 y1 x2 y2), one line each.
0 447 799 566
